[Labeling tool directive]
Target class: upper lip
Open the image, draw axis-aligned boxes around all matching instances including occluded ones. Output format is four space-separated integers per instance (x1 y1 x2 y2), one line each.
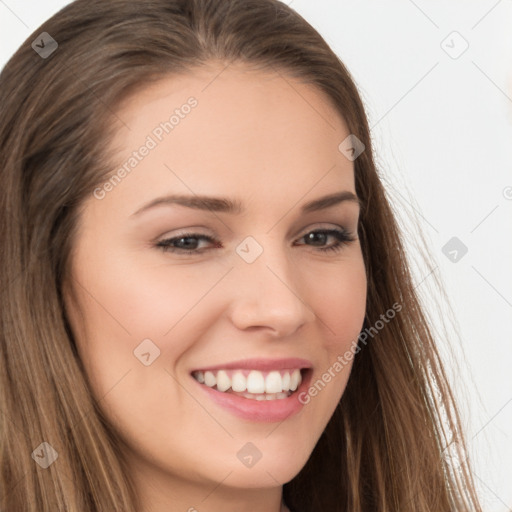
191 357 313 373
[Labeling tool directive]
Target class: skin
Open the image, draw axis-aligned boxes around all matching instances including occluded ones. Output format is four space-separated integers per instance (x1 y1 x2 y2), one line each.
65 62 367 512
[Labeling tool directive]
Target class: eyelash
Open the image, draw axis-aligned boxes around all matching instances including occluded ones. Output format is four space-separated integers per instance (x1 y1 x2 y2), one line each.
155 228 356 255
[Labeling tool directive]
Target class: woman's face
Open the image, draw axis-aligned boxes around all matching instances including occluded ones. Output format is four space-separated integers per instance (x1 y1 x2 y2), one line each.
65 63 367 507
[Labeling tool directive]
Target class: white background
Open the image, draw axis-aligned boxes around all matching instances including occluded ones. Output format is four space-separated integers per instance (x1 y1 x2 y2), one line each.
1 0 511 509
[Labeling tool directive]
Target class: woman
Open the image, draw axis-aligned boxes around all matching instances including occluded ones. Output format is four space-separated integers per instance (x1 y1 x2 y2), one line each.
0 0 482 510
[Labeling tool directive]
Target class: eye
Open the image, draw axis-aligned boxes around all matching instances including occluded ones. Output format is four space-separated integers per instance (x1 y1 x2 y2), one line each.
295 228 356 253
155 228 356 255
155 233 220 255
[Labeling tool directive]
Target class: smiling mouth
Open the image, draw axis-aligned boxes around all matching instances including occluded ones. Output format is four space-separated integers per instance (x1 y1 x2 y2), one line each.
191 368 305 401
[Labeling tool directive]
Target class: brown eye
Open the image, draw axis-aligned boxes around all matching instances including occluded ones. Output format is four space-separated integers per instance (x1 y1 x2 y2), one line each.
296 229 356 253
156 233 219 254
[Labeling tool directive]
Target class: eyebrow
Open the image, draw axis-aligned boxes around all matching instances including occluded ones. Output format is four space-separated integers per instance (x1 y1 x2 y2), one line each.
131 190 361 217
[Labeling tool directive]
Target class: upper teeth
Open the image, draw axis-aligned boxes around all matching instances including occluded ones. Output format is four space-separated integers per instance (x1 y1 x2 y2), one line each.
192 369 302 394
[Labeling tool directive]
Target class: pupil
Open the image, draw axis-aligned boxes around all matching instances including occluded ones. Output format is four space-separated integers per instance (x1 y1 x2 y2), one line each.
308 232 326 246
179 237 197 248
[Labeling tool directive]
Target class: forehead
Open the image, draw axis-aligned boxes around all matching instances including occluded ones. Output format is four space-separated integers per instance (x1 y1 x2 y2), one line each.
99 63 355 215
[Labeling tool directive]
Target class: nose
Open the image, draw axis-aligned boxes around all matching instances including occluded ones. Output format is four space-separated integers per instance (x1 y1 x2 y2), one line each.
228 240 316 338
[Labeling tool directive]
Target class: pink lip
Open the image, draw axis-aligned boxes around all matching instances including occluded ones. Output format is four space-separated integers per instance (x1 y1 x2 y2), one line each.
191 364 313 423
191 357 313 373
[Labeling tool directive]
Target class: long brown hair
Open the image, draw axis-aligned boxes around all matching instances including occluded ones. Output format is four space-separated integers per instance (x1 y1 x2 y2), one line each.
0 0 481 510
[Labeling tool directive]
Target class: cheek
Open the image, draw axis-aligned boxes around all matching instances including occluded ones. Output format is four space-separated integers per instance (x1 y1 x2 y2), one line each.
66 251 233 424
305 254 367 347
65 254 213 451
298 255 366 410
70 246 228 344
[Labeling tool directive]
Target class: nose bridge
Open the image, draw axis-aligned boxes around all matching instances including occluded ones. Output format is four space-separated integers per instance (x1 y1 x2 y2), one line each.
229 234 314 336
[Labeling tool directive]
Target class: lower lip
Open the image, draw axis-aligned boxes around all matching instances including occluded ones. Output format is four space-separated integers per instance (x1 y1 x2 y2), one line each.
192 370 312 423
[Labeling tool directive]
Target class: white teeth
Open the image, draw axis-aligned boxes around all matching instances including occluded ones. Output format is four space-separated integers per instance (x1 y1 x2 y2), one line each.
231 371 246 392
289 369 301 391
240 391 289 401
282 372 290 391
204 371 216 387
265 371 283 394
246 370 265 394
216 370 231 392
192 368 304 397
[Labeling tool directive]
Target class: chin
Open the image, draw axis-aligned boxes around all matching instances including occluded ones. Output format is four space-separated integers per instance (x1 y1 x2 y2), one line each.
217 440 314 488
